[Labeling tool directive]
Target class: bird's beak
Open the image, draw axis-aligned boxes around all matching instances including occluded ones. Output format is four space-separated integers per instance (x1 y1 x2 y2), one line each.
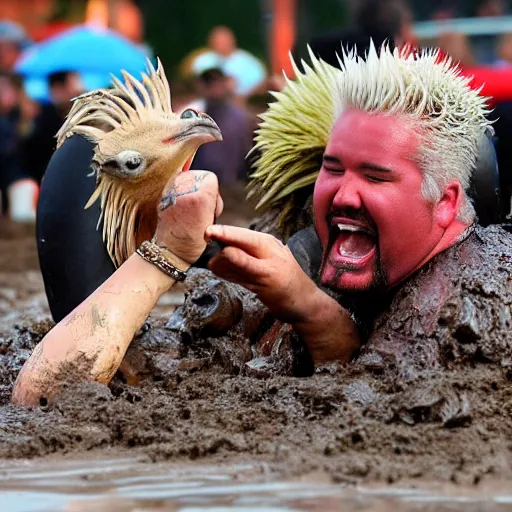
164 116 223 145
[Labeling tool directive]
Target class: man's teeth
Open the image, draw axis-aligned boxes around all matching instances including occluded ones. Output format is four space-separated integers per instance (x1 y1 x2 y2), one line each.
337 223 365 233
336 223 376 259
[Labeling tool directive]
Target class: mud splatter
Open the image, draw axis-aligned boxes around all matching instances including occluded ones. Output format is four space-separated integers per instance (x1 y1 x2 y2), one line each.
0 217 511 488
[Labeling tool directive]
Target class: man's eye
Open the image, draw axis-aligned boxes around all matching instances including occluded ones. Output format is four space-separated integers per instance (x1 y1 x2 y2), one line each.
323 166 345 174
367 175 388 183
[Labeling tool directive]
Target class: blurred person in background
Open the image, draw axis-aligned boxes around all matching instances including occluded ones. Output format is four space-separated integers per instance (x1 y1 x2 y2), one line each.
430 1 458 20
0 21 32 73
22 70 84 185
297 0 414 70
437 32 477 68
191 26 267 100
0 72 24 214
472 0 508 63
191 66 253 186
0 72 38 220
493 33 512 66
475 0 506 16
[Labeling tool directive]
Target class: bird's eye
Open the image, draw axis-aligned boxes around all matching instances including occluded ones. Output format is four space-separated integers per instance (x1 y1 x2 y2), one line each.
125 156 142 170
115 150 146 176
181 108 199 119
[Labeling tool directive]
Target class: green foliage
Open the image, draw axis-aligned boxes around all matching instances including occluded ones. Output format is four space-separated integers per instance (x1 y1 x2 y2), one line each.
49 0 85 22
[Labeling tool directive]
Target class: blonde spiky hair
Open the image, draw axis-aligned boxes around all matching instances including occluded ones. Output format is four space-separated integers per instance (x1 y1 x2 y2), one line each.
248 48 342 238
248 43 492 239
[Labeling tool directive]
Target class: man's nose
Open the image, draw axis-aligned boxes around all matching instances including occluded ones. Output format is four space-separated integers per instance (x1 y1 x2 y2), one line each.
332 172 363 210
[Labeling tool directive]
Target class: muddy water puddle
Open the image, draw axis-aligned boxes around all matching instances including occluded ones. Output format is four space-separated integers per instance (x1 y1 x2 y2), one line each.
1 457 512 512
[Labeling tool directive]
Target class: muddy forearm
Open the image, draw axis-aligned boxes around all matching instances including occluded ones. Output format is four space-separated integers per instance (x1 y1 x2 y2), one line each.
11 254 175 406
292 289 360 365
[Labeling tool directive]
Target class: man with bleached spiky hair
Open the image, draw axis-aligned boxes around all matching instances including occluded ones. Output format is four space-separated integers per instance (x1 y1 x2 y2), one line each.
208 43 511 366
13 45 512 405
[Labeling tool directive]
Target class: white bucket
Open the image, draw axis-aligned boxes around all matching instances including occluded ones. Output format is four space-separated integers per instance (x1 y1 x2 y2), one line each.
8 179 39 223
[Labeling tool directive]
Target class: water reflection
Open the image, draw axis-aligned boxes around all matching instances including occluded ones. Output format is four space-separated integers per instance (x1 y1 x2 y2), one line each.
0 457 511 512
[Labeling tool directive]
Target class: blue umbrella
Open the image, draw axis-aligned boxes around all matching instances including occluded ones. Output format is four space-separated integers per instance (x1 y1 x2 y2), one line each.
22 73 118 103
15 24 150 78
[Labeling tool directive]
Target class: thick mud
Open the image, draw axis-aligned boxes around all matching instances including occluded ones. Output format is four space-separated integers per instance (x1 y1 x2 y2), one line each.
0 214 511 490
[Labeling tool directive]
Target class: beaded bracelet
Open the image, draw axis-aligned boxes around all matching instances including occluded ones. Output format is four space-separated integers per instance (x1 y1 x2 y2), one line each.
136 240 188 282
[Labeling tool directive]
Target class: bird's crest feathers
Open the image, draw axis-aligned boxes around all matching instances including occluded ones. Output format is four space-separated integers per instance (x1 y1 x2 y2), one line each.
56 58 172 149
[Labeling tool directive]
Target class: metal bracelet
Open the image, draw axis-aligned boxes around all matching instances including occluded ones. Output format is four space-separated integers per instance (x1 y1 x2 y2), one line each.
136 240 188 282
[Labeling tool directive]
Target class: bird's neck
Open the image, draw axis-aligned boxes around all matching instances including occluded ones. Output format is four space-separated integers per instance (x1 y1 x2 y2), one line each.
134 198 159 247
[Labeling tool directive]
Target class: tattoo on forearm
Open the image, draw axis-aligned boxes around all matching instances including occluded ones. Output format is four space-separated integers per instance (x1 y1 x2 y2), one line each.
159 174 208 211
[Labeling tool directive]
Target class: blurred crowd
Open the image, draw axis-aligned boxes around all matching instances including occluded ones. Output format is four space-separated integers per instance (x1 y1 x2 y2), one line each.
1 0 512 223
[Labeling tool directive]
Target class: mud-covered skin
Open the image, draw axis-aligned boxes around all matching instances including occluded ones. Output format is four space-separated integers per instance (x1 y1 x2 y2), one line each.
167 224 511 382
357 225 512 379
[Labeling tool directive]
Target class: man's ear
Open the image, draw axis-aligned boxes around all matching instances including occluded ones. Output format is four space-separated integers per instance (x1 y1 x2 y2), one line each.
435 180 463 228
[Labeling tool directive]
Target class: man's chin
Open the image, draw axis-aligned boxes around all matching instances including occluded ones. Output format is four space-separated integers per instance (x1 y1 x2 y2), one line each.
320 264 378 294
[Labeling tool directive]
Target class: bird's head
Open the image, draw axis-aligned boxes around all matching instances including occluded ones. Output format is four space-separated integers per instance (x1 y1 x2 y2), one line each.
57 59 222 266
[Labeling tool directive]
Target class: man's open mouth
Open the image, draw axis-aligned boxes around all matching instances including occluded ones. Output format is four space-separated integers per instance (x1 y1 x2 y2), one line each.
330 219 377 267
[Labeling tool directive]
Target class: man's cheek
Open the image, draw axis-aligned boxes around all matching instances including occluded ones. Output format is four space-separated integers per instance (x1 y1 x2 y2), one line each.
313 207 329 247
313 183 333 244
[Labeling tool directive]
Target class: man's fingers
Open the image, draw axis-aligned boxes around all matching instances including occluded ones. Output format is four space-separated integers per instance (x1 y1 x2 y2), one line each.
208 246 266 284
205 225 277 258
215 193 224 219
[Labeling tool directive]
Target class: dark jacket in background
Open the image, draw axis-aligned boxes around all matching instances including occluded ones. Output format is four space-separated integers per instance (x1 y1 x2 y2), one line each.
0 107 29 212
23 102 65 185
490 101 512 217
304 27 395 69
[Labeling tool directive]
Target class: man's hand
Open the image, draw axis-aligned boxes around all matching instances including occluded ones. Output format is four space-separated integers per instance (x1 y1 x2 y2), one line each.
205 225 320 323
205 225 361 364
154 171 223 265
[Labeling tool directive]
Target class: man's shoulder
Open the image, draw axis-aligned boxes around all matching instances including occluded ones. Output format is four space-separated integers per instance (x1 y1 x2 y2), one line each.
364 224 512 373
405 223 511 307
438 224 512 280
471 223 512 252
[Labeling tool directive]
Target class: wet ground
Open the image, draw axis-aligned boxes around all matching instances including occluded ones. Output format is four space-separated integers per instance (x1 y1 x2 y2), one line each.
1 195 512 511
3 456 512 512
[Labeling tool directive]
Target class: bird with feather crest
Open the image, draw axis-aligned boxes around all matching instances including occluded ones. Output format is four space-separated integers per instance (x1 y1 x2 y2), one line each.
56 59 222 267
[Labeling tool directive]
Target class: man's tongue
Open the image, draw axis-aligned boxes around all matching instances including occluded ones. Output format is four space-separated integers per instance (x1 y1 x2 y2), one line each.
337 232 375 259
